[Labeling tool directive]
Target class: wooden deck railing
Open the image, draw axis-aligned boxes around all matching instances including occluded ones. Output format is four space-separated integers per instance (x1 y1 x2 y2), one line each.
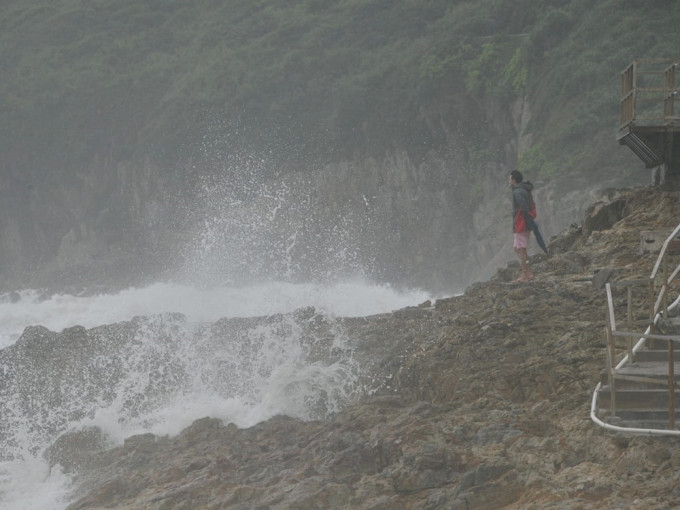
619 59 680 129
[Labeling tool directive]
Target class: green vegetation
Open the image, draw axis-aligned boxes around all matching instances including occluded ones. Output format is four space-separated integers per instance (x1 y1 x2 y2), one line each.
520 143 557 178
503 47 527 95
0 0 679 179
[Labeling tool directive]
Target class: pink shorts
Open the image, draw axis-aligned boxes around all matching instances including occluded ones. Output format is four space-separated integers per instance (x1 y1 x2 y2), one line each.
513 231 530 250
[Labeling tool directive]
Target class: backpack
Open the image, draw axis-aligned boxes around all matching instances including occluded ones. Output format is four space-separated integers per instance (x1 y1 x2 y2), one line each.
514 201 537 233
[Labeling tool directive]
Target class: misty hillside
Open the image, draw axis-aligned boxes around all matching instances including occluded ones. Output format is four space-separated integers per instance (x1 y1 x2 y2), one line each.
0 0 677 289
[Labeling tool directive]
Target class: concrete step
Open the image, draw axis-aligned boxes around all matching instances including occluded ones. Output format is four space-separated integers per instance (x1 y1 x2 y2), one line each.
616 410 680 422
648 335 680 350
599 366 680 388
596 398 680 430
599 361 680 387
598 387 680 410
634 349 680 362
598 408 680 422
599 417 680 431
596 406 680 430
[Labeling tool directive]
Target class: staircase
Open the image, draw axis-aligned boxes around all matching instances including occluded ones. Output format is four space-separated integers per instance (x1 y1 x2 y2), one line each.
596 332 680 430
591 224 680 435
618 131 664 168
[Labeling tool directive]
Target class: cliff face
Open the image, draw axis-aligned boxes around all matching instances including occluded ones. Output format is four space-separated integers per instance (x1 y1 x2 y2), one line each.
0 88 648 292
1 0 670 291
0 156 174 288
12 185 677 509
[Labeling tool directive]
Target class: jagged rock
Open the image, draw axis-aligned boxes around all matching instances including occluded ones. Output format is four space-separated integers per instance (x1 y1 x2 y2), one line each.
123 433 157 453
548 223 583 253
44 427 109 473
547 252 588 276
592 267 616 290
656 317 680 335
5 185 679 510
582 191 628 236
14 325 56 353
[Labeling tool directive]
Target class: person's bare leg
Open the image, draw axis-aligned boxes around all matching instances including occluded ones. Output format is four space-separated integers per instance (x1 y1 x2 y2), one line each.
514 247 525 281
519 247 533 280
515 247 532 281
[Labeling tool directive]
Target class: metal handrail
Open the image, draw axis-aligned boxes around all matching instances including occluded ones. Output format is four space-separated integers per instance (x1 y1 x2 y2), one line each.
591 224 680 434
650 223 680 319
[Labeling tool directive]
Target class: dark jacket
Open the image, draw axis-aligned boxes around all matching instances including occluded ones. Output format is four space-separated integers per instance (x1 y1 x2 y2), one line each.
511 181 534 233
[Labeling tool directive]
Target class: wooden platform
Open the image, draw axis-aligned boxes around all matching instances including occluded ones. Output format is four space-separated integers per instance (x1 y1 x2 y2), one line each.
617 59 680 181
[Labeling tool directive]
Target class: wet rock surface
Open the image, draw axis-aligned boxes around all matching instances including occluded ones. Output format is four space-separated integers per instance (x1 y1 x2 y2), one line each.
35 187 680 508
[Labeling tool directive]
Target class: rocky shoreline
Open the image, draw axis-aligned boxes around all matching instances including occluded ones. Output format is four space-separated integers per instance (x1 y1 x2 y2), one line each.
19 186 680 509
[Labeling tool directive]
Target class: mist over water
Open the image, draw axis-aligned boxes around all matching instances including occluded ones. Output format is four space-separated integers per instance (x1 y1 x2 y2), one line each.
0 281 430 509
0 281 427 350
175 126 393 287
0 130 436 508
0 154 431 508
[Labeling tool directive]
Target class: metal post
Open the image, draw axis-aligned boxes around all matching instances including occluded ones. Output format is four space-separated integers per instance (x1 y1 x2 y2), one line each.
627 285 634 363
605 324 616 418
669 339 676 429
664 252 669 318
650 278 656 333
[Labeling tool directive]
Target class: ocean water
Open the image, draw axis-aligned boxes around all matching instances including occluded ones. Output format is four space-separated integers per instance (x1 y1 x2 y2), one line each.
0 280 430 510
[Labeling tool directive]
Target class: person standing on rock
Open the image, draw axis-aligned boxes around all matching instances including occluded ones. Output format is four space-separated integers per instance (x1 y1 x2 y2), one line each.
509 169 536 282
